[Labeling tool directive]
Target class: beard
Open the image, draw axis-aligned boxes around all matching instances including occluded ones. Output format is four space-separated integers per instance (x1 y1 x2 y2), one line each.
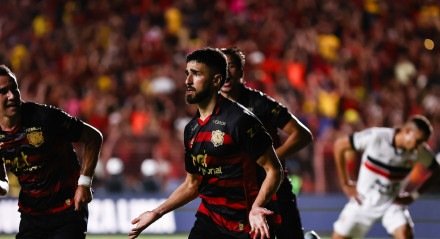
185 85 213 104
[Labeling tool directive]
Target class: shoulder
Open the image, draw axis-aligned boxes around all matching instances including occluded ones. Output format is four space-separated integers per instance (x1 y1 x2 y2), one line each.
221 97 257 121
21 101 53 118
243 86 272 103
22 101 61 113
184 117 198 133
352 127 393 147
417 144 435 161
417 144 438 168
356 127 392 137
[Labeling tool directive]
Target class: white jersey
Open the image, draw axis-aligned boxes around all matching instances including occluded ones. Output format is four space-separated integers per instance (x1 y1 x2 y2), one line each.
351 127 433 212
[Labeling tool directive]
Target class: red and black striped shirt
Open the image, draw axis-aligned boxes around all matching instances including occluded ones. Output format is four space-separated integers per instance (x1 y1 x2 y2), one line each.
1 102 84 215
184 96 275 236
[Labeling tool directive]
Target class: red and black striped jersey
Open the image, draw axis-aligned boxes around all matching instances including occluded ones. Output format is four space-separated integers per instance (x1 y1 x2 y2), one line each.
235 85 292 148
235 85 296 200
0 102 84 215
184 95 274 235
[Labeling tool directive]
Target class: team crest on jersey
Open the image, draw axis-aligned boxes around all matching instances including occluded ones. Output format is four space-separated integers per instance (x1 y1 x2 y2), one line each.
211 130 225 147
27 131 44 147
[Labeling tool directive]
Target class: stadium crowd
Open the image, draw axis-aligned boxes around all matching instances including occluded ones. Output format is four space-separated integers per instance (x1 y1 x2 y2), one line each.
1 0 439 195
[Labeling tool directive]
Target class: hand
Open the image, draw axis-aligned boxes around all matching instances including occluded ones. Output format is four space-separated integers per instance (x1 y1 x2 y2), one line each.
0 181 8 196
74 185 93 211
341 183 362 205
249 206 273 239
128 210 161 239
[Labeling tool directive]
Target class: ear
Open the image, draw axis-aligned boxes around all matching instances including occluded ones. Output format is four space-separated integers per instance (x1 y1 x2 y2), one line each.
239 68 244 78
213 74 223 88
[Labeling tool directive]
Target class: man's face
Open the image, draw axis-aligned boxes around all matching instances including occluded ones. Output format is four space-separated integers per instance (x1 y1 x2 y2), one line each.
185 61 215 104
401 123 425 151
0 76 21 118
220 55 242 94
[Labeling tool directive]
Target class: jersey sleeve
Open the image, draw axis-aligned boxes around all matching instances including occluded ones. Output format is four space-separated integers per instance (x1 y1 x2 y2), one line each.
183 121 198 174
47 105 85 142
233 111 273 161
417 145 436 169
351 127 378 151
265 98 292 129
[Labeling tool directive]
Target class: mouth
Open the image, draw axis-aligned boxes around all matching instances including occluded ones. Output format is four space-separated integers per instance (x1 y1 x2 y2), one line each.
221 82 231 91
5 100 21 108
186 88 195 93
6 102 18 108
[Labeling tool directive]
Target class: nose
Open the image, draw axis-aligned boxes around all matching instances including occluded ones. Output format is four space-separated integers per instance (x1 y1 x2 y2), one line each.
185 74 193 85
6 90 16 99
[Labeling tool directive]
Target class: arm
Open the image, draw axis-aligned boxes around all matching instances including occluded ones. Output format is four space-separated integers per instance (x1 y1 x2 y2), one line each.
416 154 440 195
249 146 283 239
395 152 439 205
0 162 8 196
275 118 313 160
74 122 103 210
129 173 201 239
334 136 361 203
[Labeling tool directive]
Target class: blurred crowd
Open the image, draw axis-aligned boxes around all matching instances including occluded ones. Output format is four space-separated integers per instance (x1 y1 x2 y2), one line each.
1 0 439 195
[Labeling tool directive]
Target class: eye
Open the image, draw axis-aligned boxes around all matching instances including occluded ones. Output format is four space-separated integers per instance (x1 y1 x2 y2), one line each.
0 87 9 95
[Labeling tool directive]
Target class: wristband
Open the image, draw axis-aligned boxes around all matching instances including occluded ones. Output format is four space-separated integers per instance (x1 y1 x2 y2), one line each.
0 180 8 195
78 175 92 187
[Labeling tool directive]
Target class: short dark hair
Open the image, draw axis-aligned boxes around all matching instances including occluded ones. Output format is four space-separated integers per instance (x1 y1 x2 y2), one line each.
186 47 228 86
408 114 433 141
220 47 245 72
0 65 17 82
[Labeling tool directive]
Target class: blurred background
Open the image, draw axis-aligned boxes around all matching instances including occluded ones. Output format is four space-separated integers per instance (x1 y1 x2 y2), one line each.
0 0 439 237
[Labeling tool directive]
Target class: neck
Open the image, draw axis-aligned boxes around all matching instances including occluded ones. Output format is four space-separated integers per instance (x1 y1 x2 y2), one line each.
221 84 243 101
197 94 219 120
394 130 403 149
0 116 19 132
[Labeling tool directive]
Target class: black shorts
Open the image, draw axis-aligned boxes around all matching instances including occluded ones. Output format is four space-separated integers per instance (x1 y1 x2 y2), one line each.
275 195 304 239
189 215 248 239
16 206 88 239
189 214 276 239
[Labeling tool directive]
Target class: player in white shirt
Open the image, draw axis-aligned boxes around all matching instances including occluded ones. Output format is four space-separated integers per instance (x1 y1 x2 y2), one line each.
332 115 437 239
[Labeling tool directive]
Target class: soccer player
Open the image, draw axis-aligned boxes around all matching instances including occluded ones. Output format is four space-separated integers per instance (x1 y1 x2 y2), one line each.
0 65 103 239
220 47 314 239
129 48 283 239
332 115 438 239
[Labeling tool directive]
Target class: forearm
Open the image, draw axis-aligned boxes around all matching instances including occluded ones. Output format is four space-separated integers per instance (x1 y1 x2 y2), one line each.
276 135 309 160
334 139 351 187
252 166 282 208
79 125 103 177
276 120 313 159
153 175 199 216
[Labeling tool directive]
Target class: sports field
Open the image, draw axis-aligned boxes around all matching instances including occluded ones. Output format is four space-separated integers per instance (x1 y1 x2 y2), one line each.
0 236 343 239
0 235 190 239
0 235 387 239
0 235 189 239
0 235 187 239
0 235 381 239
